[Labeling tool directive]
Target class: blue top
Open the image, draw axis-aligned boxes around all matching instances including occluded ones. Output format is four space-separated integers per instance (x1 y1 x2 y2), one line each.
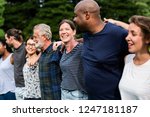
82 23 128 100
39 43 62 100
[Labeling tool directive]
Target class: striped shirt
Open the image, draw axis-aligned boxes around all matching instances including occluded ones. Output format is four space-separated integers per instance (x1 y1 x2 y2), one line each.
60 43 86 92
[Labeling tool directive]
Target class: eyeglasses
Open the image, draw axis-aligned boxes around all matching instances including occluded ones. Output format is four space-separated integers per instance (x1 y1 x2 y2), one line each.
26 43 36 47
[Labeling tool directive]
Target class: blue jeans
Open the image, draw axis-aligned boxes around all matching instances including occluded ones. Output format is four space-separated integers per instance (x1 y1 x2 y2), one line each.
61 89 88 100
24 98 41 100
0 91 16 100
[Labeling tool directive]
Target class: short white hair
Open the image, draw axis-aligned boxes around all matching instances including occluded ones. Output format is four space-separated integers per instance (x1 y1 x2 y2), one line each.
34 23 52 40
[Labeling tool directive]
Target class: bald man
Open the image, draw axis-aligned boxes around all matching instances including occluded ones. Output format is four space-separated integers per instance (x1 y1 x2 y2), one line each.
73 0 128 100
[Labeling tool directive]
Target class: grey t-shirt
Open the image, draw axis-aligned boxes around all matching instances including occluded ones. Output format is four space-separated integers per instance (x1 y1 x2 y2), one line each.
60 43 86 92
14 42 26 87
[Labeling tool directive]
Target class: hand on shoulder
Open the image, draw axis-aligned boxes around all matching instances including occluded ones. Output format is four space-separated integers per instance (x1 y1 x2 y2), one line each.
53 41 63 51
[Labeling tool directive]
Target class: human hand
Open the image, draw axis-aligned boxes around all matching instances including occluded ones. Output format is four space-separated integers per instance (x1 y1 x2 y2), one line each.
27 53 41 66
104 18 117 24
53 41 62 51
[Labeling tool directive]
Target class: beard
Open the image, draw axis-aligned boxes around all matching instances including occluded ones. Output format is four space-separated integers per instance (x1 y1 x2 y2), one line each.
76 24 88 33
6 43 13 48
35 40 44 51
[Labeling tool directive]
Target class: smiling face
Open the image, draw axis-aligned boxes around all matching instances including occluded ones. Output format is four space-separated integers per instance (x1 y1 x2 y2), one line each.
126 23 147 53
26 39 36 56
59 22 76 43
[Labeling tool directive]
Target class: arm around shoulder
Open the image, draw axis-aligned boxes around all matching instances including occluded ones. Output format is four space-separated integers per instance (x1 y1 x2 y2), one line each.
104 18 129 30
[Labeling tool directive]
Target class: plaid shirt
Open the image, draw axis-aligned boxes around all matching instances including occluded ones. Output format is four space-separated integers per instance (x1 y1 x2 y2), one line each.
39 43 62 100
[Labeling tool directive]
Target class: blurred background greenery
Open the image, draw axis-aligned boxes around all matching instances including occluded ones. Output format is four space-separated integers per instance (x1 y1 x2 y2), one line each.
0 0 150 41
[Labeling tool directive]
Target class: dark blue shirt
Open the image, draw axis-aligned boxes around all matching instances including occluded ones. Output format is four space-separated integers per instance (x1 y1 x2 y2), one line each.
39 43 62 100
83 23 128 100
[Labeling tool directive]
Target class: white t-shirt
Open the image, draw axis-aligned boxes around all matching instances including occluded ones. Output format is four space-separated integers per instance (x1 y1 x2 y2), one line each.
0 54 16 94
119 54 150 100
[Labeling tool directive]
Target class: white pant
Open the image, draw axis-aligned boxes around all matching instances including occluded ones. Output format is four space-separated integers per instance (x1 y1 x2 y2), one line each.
15 87 25 100
61 89 88 100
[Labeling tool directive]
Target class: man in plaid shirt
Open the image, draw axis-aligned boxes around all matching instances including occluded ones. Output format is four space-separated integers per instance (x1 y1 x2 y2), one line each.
33 23 62 100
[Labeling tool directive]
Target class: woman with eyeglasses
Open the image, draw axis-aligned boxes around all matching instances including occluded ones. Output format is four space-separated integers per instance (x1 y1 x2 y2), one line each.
23 36 41 100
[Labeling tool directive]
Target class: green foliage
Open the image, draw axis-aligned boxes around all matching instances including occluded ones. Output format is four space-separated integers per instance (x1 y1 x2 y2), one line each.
97 0 150 22
3 0 37 40
3 0 150 41
135 1 150 16
29 0 75 41
0 29 4 37
97 0 138 22
0 0 5 38
3 0 74 41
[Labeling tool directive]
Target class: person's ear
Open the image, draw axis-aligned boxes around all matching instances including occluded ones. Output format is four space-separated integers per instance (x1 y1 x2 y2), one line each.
42 35 47 41
73 30 76 36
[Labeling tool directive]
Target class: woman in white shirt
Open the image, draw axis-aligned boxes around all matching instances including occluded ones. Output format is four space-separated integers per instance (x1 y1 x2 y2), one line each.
119 15 150 100
0 39 16 100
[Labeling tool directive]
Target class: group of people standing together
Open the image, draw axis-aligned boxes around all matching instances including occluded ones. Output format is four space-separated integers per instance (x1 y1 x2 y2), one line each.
0 0 150 100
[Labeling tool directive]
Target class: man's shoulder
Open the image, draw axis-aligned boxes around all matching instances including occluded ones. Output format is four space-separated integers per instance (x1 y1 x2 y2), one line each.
107 23 127 33
105 23 128 39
